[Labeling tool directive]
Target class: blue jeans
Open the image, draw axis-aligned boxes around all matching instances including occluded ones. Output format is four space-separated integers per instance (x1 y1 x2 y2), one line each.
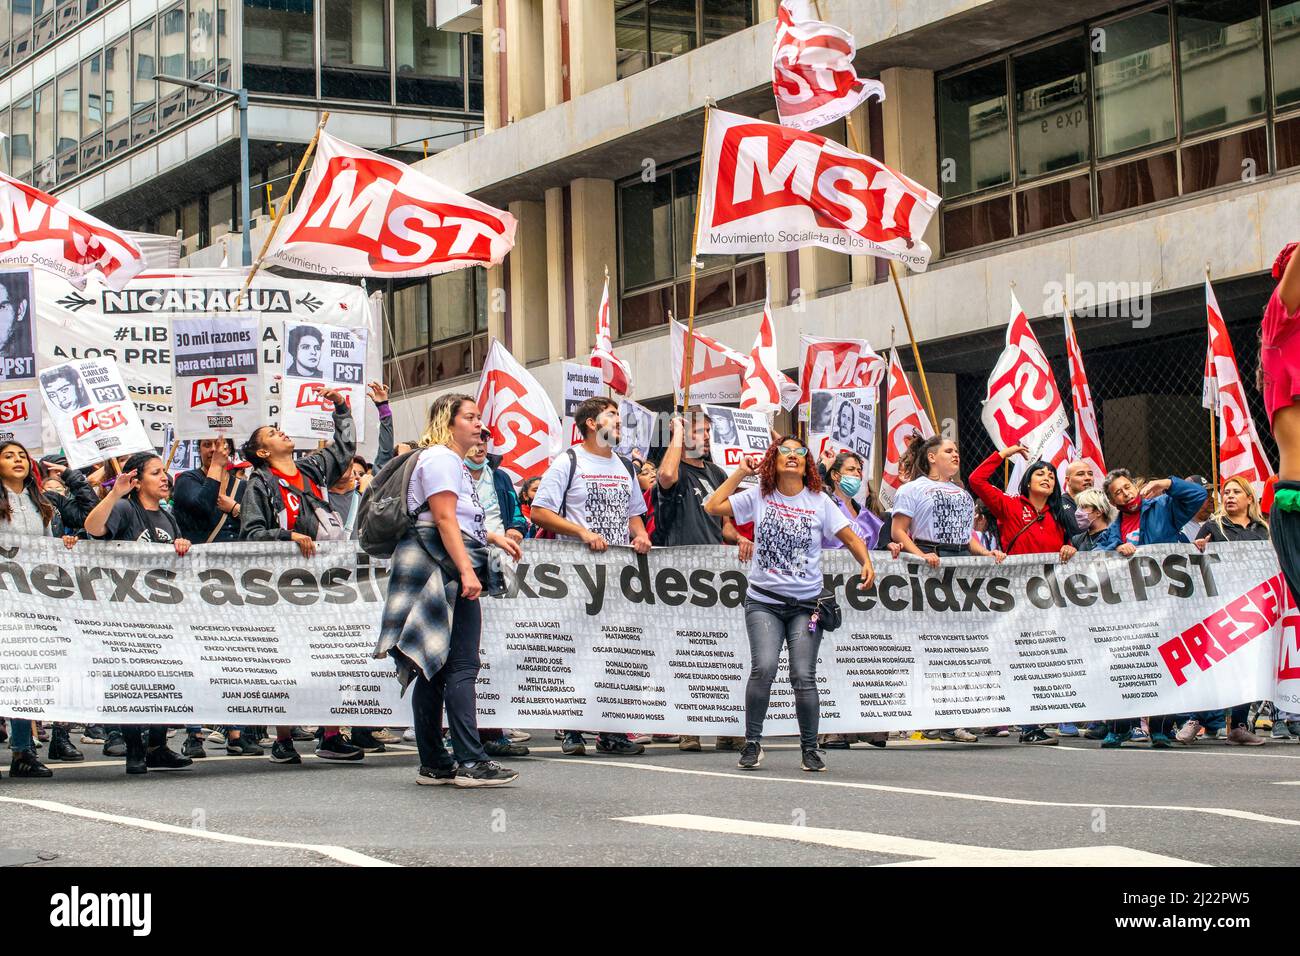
410 592 489 768
7 717 32 753
743 598 821 750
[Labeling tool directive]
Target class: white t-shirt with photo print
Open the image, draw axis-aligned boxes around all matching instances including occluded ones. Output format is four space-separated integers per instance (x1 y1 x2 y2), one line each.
533 446 646 547
890 475 974 547
731 485 849 603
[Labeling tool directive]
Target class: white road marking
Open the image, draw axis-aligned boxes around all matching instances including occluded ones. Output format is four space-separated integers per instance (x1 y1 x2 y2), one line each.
618 813 1207 867
35 744 420 770
1052 744 1300 760
532 757 1300 828
0 795 398 867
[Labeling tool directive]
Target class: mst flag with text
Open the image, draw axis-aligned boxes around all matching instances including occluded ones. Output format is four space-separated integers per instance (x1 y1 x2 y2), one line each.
477 339 563 487
879 348 934 508
798 333 886 407
738 288 800 413
1204 278 1274 489
266 131 516 278
773 0 886 132
696 109 940 271
1064 310 1105 487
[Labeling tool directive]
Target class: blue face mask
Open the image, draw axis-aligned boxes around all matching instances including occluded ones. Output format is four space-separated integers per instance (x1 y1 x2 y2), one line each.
838 476 862 498
465 458 487 472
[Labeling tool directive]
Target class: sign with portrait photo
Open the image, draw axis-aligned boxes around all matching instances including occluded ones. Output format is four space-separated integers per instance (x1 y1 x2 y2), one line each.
703 404 770 477
615 399 655 460
810 388 876 464
171 315 261 438
0 267 36 381
38 358 152 468
280 320 368 442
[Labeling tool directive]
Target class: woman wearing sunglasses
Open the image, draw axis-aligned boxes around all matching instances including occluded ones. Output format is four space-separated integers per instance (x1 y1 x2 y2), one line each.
704 437 875 773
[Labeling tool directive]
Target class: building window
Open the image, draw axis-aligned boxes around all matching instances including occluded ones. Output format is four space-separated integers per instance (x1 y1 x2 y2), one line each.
617 157 763 335
1274 0 1300 108
158 4 187 129
188 0 217 111
55 0 76 34
1093 8 1175 158
321 0 389 101
395 0 463 108
468 32 483 111
383 271 488 397
616 0 754 79
33 0 53 53
243 0 316 96
132 19 158 144
12 0 31 63
1177 0 1265 135
1014 36 1088 179
10 93 32 180
938 60 1010 198
216 0 231 86
33 81 54 189
81 53 103 170
104 35 130 158
55 68 78 182
0 0 12 71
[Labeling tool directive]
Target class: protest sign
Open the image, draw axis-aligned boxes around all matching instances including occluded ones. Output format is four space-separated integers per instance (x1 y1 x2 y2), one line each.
37 358 151 468
280 321 368 442
171 315 261 438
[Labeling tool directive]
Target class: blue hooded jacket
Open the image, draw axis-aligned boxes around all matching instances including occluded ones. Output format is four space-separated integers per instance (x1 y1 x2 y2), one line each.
1095 476 1208 550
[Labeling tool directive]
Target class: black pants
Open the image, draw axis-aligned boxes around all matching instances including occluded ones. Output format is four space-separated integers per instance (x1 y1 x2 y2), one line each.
410 593 488 769
1271 481 1300 602
122 725 168 757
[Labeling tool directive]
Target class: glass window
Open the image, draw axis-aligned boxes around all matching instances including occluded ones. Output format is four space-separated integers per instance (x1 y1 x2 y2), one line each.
1177 0 1265 135
322 0 389 100
1270 0 1300 108
619 175 673 290
468 33 482 111
12 0 30 62
1096 150 1178 214
942 195 1013 253
1016 174 1091 234
83 0 101 13
33 81 54 189
650 0 696 66
395 0 463 107
104 35 130 157
0 0 11 71
179 197 201 257
390 281 429 354
243 0 316 95
81 53 103 170
1093 8 1175 157
430 270 474 342
216 0 230 86
1014 37 1088 179
55 0 76 33
55 68 78 181
33 0 53 51
616 2 648 79
938 61 1010 198
702 0 752 43
189 0 216 110
10 94 32 180
1181 125 1268 191
208 183 234 240
159 4 187 128
133 20 156 111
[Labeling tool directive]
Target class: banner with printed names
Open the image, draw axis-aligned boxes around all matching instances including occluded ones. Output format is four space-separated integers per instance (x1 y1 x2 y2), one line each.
0 539 1293 731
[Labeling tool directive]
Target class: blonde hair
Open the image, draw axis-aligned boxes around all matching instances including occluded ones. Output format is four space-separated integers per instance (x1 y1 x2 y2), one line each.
419 393 475 449
1211 476 1266 533
1073 488 1116 524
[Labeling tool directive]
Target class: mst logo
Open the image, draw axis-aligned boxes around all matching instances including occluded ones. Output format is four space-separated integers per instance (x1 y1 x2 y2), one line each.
73 404 126 438
0 392 28 424
295 383 349 411
191 376 249 408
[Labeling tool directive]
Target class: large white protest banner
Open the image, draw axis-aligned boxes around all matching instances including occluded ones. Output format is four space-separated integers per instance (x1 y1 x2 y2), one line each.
38 358 152 467
280 320 368 442
171 315 261 438
0 387 42 448
34 270 378 455
3 541 1289 733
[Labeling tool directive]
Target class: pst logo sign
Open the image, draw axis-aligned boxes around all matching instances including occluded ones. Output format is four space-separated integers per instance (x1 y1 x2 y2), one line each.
72 404 126 438
0 393 28 424
191 377 249 408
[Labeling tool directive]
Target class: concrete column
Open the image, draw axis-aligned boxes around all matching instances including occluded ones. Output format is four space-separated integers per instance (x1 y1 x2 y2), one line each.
482 0 503 132
569 177 616 357
568 1 616 97
503 0 546 123
486 263 508 345
756 0 779 19
879 66 940 264
544 185 568 361
542 1 564 110
507 199 549 365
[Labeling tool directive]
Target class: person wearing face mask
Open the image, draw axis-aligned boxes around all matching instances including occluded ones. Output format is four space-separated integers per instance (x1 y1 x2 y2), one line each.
517 476 541 537
1070 488 1116 551
821 451 884 550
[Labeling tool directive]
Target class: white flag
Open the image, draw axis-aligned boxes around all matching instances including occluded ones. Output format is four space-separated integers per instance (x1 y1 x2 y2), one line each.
773 0 885 132
476 339 563 487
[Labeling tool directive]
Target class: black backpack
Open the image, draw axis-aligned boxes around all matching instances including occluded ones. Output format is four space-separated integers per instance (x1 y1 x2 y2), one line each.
356 448 424 557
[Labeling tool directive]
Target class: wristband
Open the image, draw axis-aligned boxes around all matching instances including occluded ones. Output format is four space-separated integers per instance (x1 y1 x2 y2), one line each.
377 401 392 420
1273 487 1300 512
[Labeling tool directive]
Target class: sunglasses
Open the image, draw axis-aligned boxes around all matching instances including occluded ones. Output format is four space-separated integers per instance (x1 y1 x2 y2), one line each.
776 446 808 458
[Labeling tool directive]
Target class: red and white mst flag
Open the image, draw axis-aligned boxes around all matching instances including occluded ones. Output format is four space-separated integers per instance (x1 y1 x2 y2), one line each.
878 348 934 509
1203 278 1274 489
477 339 563 487
0 171 145 290
738 288 800 414
1064 311 1105 488
695 109 940 271
267 131 516 278
797 333 886 407
588 274 632 396
773 0 885 132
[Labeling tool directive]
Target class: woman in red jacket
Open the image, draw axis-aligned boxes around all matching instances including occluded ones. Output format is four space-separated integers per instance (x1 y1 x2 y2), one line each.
1262 241 1300 600
969 444 1077 745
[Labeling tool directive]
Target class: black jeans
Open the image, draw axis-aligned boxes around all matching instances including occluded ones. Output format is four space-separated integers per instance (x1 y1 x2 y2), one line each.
743 598 821 750
122 725 168 756
409 592 489 768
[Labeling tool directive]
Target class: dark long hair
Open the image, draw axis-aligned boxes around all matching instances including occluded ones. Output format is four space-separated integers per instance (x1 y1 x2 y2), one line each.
1018 460 1073 541
241 427 272 468
900 432 951 482
757 436 822 497
0 441 55 528
826 450 879 515
121 452 163 503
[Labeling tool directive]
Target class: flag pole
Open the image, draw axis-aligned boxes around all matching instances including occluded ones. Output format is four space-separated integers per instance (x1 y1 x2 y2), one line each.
236 111 330 310
1206 265 1219 496
681 103 713 413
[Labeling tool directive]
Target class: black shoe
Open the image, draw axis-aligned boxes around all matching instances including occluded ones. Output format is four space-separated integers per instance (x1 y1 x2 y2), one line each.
145 746 193 770
226 735 264 756
9 749 52 778
270 740 301 764
290 726 315 741
801 748 827 772
454 760 519 788
417 764 458 786
48 729 83 762
484 737 529 757
102 731 127 757
81 724 106 744
596 734 644 756
738 741 763 770
350 729 385 753
1019 728 1059 746
125 750 147 774
561 732 586 756
182 734 207 759
822 735 852 749
316 733 364 761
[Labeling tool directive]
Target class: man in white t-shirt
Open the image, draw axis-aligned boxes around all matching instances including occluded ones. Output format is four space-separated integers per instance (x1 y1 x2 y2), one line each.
531 396 651 757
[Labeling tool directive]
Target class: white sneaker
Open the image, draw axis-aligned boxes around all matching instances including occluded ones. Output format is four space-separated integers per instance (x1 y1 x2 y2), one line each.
402 728 416 742
506 729 531 743
207 731 226 746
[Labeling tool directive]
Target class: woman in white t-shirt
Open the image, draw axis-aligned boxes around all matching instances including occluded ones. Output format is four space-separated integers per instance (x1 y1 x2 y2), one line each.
890 434 1001 566
375 392 521 789
704 436 875 774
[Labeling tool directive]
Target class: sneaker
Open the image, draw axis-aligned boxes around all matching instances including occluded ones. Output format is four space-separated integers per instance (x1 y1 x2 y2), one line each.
1083 723 1109 740
1100 732 1123 748
80 725 106 745
417 764 458 785
1290 720 1300 737
9 749 53 778
939 728 978 743
270 739 302 764
505 729 531 743
1150 733 1173 748
629 733 652 745
372 728 400 744
48 729 83 762
484 737 529 757
679 735 702 752
596 734 644 756
454 760 519 788
145 746 194 770
1056 723 1080 737
737 741 763 770
652 735 681 743
821 734 851 749
102 731 127 757
922 730 942 740
801 748 827 772
561 733 586 756
1227 725 1266 746
1128 727 1149 742
290 726 316 742
1019 728 1058 745
316 733 364 761
402 728 416 742
1176 719 1200 745
350 729 386 753
181 733 207 759
206 730 227 746
125 750 147 774
1271 722 1296 740
226 736 264 756
714 736 745 752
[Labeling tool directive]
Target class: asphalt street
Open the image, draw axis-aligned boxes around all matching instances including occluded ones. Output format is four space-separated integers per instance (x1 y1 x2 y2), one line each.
3 732 1299 867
